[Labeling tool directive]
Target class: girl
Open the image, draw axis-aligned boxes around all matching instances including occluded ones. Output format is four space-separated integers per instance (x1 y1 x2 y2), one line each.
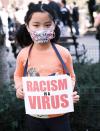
14 3 79 131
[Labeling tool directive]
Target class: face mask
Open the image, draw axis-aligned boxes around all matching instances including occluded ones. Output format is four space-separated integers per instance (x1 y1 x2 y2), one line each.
29 26 55 44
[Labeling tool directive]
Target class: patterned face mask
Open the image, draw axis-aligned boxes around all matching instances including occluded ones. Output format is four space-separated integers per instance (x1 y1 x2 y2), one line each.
29 26 55 44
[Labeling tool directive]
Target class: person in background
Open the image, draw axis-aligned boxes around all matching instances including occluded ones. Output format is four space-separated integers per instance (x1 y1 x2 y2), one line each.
94 12 100 27
72 2 80 36
14 3 79 131
48 0 61 23
59 0 73 35
87 0 96 27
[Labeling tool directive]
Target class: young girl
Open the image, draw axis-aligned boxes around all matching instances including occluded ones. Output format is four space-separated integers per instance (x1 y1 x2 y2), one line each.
14 3 79 131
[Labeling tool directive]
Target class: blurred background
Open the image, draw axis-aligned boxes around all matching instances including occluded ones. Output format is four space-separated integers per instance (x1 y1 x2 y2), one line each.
0 0 100 131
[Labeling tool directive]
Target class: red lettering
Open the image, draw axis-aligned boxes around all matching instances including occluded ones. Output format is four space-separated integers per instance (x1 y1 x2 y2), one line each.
42 96 50 109
60 94 69 108
37 96 42 109
39 81 46 92
27 81 32 91
58 79 67 90
51 80 58 91
47 80 50 91
28 96 36 109
33 81 39 92
28 94 69 110
51 95 60 109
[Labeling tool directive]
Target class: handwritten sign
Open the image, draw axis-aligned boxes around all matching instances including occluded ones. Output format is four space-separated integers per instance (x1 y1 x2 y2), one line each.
22 74 74 115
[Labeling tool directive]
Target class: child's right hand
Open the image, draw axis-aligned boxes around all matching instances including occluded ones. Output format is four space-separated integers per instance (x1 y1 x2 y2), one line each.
16 86 24 99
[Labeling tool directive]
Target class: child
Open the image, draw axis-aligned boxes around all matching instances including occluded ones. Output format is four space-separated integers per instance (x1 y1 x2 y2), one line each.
14 3 79 131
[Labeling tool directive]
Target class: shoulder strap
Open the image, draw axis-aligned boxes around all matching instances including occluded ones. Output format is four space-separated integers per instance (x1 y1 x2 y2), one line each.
23 44 33 76
23 43 68 76
51 43 68 74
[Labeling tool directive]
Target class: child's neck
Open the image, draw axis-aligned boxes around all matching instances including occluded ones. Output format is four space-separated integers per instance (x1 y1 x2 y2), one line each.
33 42 52 51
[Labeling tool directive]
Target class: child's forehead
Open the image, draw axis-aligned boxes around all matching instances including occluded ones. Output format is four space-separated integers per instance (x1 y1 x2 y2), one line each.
30 12 53 22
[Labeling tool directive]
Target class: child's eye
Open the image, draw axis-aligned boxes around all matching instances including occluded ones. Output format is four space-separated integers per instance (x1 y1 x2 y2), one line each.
33 25 39 27
45 24 51 27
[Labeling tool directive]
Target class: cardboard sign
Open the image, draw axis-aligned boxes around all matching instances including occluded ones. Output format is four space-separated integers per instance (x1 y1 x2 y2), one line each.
22 74 74 115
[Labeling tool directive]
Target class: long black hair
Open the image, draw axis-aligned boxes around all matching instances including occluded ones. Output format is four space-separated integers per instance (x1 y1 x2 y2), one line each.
16 3 60 47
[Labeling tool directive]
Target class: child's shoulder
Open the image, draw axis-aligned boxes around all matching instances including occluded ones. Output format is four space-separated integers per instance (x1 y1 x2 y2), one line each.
17 45 31 59
55 44 70 54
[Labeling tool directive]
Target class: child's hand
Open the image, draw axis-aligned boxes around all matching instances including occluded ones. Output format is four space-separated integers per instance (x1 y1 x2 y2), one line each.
16 85 24 99
73 91 80 103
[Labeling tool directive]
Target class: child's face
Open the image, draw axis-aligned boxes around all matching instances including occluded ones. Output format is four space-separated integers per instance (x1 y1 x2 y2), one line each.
26 11 55 44
27 12 55 31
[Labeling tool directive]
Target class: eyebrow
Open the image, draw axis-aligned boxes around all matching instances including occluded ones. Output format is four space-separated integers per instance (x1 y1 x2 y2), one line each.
32 21 52 24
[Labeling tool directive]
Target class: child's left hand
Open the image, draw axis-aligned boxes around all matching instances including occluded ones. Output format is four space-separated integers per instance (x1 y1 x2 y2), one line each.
73 91 80 103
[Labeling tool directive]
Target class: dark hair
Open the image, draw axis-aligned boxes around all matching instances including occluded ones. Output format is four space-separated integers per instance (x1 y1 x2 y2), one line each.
16 3 60 47
28 2 35 9
61 0 66 5
73 1 76 5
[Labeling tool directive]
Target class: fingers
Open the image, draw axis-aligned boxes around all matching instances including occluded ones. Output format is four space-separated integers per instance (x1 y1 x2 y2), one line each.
73 91 78 96
73 95 80 103
16 88 24 99
73 91 80 103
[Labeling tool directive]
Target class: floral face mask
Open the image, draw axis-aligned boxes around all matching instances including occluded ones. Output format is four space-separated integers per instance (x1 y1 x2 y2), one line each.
29 26 55 44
